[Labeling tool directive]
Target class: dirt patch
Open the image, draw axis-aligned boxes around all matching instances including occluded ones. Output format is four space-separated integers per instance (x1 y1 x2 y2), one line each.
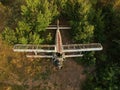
29 59 86 90
46 60 86 90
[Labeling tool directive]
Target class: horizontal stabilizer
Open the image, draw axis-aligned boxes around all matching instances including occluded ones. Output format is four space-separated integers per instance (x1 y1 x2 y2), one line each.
46 25 71 29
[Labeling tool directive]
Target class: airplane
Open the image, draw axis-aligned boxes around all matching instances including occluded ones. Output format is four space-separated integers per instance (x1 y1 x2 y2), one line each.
13 20 103 69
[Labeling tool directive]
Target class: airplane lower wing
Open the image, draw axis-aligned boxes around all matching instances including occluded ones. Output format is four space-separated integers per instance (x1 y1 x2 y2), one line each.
26 55 53 58
64 54 83 58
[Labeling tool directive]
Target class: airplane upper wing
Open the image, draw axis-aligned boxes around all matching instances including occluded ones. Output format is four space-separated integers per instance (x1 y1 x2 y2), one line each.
13 44 56 53
62 43 103 58
62 43 103 52
13 44 56 58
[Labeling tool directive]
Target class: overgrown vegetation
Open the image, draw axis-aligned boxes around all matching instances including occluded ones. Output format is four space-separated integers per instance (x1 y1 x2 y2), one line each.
62 0 120 90
0 0 120 90
2 0 58 44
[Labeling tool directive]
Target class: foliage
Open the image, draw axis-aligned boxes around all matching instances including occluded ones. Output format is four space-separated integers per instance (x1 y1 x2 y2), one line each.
2 27 17 44
63 0 94 43
2 0 58 44
0 0 120 90
83 1 120 90
71 21 94 43
54 0 67 11
62 0 120 90
92 9 106 43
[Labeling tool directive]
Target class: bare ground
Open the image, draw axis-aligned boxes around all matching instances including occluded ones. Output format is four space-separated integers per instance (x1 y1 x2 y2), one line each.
47 60 86 90
28 59 86 90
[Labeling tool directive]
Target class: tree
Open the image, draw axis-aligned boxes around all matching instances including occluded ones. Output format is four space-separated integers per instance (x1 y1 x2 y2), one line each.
2 0 58 44
2 27 17 44
63 0 94 43
93 10 105 43
83 1 120 90
54 0 67 12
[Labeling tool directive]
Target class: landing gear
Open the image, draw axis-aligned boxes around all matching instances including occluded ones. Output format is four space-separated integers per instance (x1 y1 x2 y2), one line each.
53 58 63 69
52 52 64 69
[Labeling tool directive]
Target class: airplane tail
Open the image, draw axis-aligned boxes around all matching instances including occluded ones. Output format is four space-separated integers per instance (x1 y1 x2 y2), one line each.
46 25 71 30
46 19 71 30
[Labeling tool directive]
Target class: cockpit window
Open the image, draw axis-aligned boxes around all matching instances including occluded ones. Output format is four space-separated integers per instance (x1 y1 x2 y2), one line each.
56 52 62 57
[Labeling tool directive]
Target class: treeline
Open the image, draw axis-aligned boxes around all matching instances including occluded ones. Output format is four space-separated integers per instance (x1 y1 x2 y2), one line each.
0 0 120 90
1 0 59 44
60 0 120 90
62 0 120 90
